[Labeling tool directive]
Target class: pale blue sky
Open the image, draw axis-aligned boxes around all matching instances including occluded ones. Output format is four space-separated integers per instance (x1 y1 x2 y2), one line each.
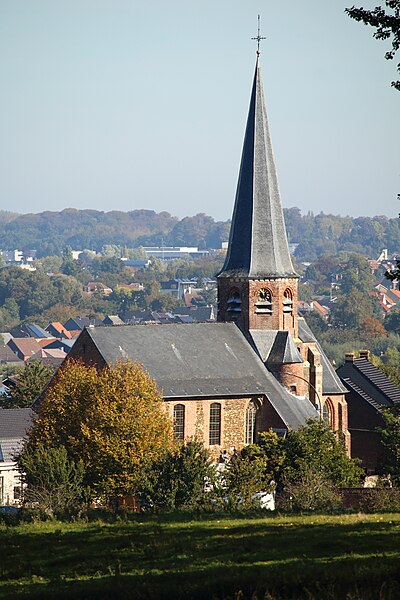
0 1 398 221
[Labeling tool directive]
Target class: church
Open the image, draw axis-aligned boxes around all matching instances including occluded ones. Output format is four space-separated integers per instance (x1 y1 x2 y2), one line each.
67 49 350 457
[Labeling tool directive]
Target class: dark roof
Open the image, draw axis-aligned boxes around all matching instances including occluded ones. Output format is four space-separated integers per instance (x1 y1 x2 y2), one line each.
337 357 400 409
298 318 348 395
0 408 33 461
250 330 303 364
171 306 215 321
63 317 103 331
80 323 318 429
218 57 297 280
9 324 51 339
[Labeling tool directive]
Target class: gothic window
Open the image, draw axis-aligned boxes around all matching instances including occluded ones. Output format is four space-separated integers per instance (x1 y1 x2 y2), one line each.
173 404 185 440
338 403 343 432
209 403 221 445
283 288 293 314
245 399 258 445
227 288 241 313
322 400 334 427
255 287 272 314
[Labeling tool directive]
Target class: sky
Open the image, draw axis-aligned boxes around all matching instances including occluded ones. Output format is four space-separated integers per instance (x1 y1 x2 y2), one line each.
0 1 399 221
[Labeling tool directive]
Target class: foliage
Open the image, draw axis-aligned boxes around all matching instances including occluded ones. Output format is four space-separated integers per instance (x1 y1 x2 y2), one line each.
18 444 87 517
144 441 213 510
223 446 270 508
25 360 174 499
279 463 342 511
378 409 400 483
283 420 363 487
384 307 400 332
0 361 55 409
345 1 400 90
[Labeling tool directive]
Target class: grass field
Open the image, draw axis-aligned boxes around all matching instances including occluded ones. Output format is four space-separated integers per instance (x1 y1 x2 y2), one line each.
1 512 400 599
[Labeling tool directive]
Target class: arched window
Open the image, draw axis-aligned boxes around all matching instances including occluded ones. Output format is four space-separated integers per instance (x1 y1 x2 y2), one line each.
255 288 272 314
227 288 241 313
173 404 185 440
245 400 258 445
322 400 334 427
283 288 293 314
209 403 221 445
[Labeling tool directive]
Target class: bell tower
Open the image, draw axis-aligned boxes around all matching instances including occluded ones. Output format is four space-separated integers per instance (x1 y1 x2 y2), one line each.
217 49 299 339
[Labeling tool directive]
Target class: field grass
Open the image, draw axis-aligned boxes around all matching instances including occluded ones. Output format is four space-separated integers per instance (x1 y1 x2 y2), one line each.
1 512 400 599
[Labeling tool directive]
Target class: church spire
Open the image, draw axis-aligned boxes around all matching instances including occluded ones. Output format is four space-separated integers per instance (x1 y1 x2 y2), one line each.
218 53 297 280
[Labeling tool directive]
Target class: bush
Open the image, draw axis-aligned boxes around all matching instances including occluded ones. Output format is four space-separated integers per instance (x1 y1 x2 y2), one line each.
18 444 87 518
278 463 342 511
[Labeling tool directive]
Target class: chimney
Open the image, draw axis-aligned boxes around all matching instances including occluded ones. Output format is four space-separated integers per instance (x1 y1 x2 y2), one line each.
345 352 355 362
359 350 370 360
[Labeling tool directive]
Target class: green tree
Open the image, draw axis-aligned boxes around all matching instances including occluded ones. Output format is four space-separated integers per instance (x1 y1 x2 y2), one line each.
144 441 213 510
378 409 400 483
331 288 375 329
384 308 400 332
345 1 400 90
25 360 174 499
283 420 363 487
0 361 55 409
18 444 86 517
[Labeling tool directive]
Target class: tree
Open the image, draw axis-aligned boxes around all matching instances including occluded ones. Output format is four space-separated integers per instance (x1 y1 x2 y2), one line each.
345 2 400 90
0 361 55 409
330 288 375 329
144 441 213 510
378 409 400 483
384 307 400 332
24 360 174 499
283 420 363 487
18 444 86 517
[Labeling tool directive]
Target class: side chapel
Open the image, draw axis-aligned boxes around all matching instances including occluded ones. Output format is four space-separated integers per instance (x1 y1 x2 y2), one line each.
67 48 350 457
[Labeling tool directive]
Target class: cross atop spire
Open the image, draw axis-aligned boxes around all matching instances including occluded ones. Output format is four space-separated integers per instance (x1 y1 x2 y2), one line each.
251 14 266 55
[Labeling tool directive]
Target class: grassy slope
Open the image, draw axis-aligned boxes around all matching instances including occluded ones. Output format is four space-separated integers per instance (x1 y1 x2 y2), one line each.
0 513 400 599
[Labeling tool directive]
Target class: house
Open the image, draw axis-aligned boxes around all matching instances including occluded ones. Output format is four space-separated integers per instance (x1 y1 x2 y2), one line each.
43 338 76 354
63 317 103 332
0 408 33 506
27 348 67 367
65 51 349 457
9 324 51 339
336 352 400 472
84 282 113 297
7 338 42 362
0 345 23 366
45 322 73 339
103 315 125 326
310 301 330 320
172 306 216 322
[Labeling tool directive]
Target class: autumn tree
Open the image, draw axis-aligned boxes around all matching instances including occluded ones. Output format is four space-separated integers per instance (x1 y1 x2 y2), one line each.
24 360 174 499
346 1 400 90
0 361 55 409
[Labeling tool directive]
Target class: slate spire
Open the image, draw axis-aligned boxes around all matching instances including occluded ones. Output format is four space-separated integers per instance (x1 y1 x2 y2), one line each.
219 56 297 279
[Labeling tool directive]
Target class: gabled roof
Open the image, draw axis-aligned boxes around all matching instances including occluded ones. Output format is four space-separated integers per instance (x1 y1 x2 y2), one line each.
337 357 400 408
0 345 23 364
63 317 103 331
103 315 125 326
76 323 318 430
7 338 42 360
298 318 348 395
218 56 297 280
249 330 303 364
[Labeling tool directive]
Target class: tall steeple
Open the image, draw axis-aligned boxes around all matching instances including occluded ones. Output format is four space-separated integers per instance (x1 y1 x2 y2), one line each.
218 55 297 280
218 41 299 337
